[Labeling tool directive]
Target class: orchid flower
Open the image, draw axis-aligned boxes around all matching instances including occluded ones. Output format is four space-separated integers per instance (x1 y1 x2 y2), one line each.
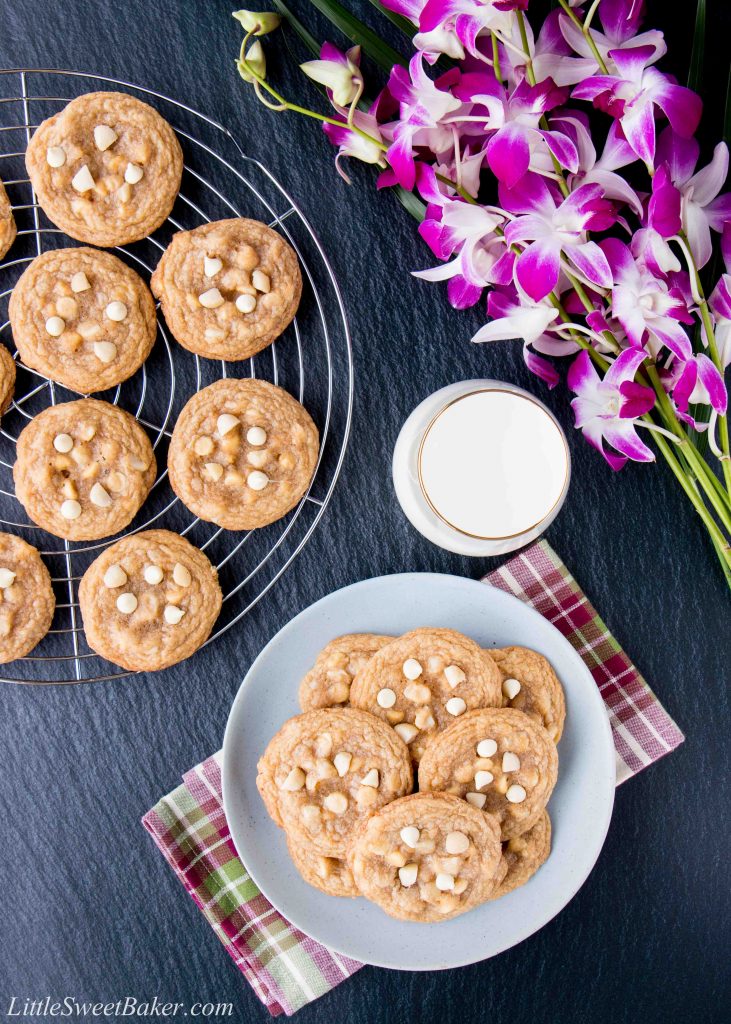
471 285 563 386
501 174 615 301
499 10 594 89
322 103 387 183
380 0 465 63
301 43 364 108
418 0 525 63
662 352 728 423
709 274 731 369
559 0 666 75
232 9 281 35
568 348 655 470
572 45 702 168
554 116 643 215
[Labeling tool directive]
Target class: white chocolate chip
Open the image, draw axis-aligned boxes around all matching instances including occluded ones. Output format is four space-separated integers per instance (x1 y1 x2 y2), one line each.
394 723 419 744
124 162 144 184
77 320 102 340
402 658 422 680
360 768 379 788
502 751 521 773
204 255 222 278
0 568 17 589
333 751 352 777
116 592 138 614
198 288 224 309
323 792 348 815
71 164 95 193
235 293 257 314
216 414 239 436
247 426 267 446
506 784 527 803
398 863 418 887
503 677 522 700
79 424 96 441
376 687 396 709
56 297 78 319
445 831 470 855
60 499 81 520
194 436 214 456
89 483 112 508
46 145 66 167
143 564 164 585
93 124 118 151
53 433 73 453
247 470 269 491
173 562 191 587
70 271 91 293
204 462 223 481
465 792 487 809
93 341 117 364
106 471 126 493
476 739 497 758
45 316 65 337
118 182 132 203
445 697 466 717
444 664 466 688
435 873 455 892
164 605 185 625
281 767 305 791
252 269 271 293
103 564 127 589
400 826 420 849
105 300 128 322
474 770 494 790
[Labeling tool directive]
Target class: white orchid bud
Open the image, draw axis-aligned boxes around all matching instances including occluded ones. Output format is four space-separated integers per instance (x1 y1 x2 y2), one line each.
232 10 281 36
237 40 266 83
300 56 363 107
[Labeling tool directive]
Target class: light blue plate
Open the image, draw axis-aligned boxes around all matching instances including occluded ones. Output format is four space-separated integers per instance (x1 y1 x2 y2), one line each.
222 573 615 970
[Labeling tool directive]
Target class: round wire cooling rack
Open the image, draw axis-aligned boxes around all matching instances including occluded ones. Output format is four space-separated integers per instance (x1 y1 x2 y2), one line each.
0 68 353 685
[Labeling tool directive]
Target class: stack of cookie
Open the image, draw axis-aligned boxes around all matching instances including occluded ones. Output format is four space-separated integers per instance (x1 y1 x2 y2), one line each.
0 91 322 671
258 628 565 922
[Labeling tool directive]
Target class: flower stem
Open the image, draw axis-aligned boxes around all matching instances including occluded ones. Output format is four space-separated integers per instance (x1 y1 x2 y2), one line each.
557 0 610 74
491 32 503 85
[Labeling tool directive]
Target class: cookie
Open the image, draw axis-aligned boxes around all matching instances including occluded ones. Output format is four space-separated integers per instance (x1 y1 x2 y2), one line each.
299 633 393 711
78 529 221 671
348 792 506 922
349 628 503 763
417 708 558 840
0 532 55 662
13 398 156 541
0 179 16 260
150 218 302 360
491 646 566 742
9 247 157 394
0 345 16 417
26 91 182 246
286 835 359 898
257 707 413 857
491 811 551 900
168 378 319 530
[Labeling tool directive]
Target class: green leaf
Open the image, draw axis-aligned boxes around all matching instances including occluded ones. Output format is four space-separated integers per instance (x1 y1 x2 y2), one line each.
270 0 321 57
365 0 416 40
687 0 705 92
394 186 426 222
306 0 409 71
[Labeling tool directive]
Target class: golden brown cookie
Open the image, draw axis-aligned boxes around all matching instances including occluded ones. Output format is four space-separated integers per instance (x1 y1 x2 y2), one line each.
151 218 302 361
299 633 394 711
257 707 413 857
9 247 157 394
349 628 503 763
13 398 156 541
418 708 558 840
78 529 221 671
286 835 359 898
0 179 16 260
348 792 506 922
491 811 551 900
168 378 319 530
26 91 182 246
0 345 16 417
0 533 55 662
491 646 566 742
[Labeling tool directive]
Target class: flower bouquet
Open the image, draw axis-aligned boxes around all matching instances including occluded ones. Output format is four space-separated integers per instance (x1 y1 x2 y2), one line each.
233 0 731 588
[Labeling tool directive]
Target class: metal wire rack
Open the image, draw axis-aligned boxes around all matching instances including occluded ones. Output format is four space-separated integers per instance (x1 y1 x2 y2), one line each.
0 68 353 685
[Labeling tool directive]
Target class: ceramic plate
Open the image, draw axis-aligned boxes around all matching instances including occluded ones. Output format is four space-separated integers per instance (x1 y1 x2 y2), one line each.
222 573 615 970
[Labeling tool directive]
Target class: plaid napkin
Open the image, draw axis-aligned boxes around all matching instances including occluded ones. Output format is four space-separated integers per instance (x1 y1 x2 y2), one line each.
142 539 683 1016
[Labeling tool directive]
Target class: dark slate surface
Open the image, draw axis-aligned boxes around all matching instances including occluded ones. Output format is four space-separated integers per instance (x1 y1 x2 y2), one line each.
0 1 729 1021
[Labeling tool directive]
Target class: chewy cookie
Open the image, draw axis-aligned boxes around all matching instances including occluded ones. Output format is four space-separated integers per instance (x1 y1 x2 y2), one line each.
418 708 558 840
286 835 359 898
257 707 413 857
491 646 566 742
79 529 221 671
349 628 503 762
492 811 551 900
0 532 55 662
0 179 16 259
9 247 157 394
151 218 302 361
349 792 506 922
26 91 183 246
0 345 16 417
13 398 156 541
299 633 393 711
168 378 319 530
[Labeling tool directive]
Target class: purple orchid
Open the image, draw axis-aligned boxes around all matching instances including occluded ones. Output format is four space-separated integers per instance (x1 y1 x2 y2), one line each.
418 0 527 63
709 273 731 369
559 0 666 76
471 285 564 386
501 174 615 301
499 10 592 89
568 348 655 470
301 43 364 107
554 116 643 215
662 352 728 422
380 0 465 62
322 103 387 183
